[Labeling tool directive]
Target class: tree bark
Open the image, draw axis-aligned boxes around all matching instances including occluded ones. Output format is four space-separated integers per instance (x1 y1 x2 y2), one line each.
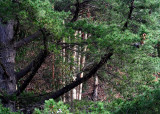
15 50 48 96
0 20 46 111
52 54 55 81
62 38 66 102
0 20 16 110
78 33 88 100
14 30 42 49
157 41 160 57
71 0 80 22
15 50 48 80
92 74 98 101
39 51 113 103
71 31 79 100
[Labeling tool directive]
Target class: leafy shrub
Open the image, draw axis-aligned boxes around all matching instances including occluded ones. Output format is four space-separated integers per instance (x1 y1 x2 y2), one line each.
89 102 110 114
108 81 160 114
114 88 160 114
18 92 40 107
33 99 70 114
67 81 160 114
0 101 19 114
68 100 110 114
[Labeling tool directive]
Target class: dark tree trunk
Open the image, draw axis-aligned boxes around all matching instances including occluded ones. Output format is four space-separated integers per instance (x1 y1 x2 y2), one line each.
0 20 45 111
71 0 80 22
0 20 16 110
38 51 113 103
123 0 135 30
158 41 160 58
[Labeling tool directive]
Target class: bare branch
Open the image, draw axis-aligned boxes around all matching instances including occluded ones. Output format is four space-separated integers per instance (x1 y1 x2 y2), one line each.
71 0 80 22
16 60 34 81
16 46 49 80
40 29 48 51
38 51 113 103
70 0 94 22
15 50 49 96
123 0 135 30
14 30 42 49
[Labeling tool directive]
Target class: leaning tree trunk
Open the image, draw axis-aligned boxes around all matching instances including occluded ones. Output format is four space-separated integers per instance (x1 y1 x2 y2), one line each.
0 21 16 110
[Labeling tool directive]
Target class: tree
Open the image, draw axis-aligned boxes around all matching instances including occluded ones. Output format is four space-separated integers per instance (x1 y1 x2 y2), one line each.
0 0 67 110
0 0 160 112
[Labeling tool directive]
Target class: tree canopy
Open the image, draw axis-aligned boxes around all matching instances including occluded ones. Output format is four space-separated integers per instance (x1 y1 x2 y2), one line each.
0 0 160 113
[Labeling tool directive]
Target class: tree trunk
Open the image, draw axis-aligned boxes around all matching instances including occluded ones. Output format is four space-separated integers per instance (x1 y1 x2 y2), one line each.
157 41 160 57
77 44 81 100
0 21 46 111
72 31 78 100
52 54 55 81
62 38 66 102
38 51 113 103
92 75 98 101
0 21 16 110
78 33 88 100
123 0 135 30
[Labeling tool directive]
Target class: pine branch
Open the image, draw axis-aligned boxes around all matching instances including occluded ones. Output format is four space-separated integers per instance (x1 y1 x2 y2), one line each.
71 0 80 22
71 0 93 22
15 50 49 96
123 0 135 30
14 30 42 49
38 51 113 103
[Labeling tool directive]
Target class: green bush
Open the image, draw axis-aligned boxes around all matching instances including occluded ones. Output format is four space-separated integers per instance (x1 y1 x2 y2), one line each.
67 81 160 114
33 99 70 114
114 88 160 114
18 92 40 107
68 100 110 114
89 102 110 114
0 102 19 114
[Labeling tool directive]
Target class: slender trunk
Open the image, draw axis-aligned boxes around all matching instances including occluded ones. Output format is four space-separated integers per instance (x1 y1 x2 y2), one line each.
38 51 113 103
0 21 16 110
157 41 160 57
62 38 66 102
77 43 81 99
71 0 80 22
52 54 55 81
72 31 79 100
123 0 135 30
67 37 72 102
92 75 98 101
78 33 88 100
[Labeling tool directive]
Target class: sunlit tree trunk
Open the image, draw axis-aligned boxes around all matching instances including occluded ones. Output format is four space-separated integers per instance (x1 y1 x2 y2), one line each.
78 33 88 100
77 44 81 99
92 74 99 101
72 31 78 100
62 38 66 102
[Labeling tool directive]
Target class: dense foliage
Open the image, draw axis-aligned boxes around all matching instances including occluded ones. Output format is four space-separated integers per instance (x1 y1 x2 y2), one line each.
67 81 160 113
34 99 70 114
0 102 19 114
0 0 160 113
